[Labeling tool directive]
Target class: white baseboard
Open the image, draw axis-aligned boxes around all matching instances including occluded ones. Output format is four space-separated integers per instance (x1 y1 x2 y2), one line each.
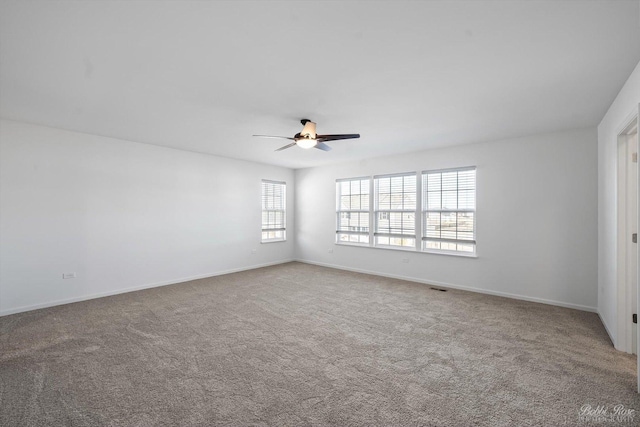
3 258 598 317
0 259 294 317
295 259 598 313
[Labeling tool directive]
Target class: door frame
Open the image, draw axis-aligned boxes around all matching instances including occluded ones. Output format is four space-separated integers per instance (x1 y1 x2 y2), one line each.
616 113 639 358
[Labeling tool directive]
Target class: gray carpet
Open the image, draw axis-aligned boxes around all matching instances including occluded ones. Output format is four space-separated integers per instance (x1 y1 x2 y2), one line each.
1 262 638 426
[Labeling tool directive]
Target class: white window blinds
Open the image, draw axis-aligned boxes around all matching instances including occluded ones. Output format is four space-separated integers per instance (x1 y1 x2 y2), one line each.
422 167 476 253
336 177 370 244
374 173 416 248
261 180 286 242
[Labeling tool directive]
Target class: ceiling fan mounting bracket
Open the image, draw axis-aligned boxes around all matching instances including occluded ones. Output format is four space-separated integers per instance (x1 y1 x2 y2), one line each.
300 119 311 125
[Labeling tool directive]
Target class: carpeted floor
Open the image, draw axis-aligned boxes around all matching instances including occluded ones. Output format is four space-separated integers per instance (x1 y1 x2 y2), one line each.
0 262 638 426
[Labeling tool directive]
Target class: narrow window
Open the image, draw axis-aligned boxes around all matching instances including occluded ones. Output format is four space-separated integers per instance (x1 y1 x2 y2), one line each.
422 167 476 253
374 173 416 248
261 180 286 242
336 177 370 244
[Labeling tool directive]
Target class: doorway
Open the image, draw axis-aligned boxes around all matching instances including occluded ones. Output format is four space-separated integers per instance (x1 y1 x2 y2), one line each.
616 115 639 379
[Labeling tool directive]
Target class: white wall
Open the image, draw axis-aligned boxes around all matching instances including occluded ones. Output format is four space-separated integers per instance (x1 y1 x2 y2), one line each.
0 119 295 315
598 61 640 347
295 128 598 311
0 119 603 317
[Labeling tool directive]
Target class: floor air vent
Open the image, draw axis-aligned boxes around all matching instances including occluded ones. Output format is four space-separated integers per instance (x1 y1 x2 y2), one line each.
430 287 448 292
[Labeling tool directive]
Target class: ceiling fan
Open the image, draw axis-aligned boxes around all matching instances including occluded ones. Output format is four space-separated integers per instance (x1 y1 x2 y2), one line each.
253 119 360 151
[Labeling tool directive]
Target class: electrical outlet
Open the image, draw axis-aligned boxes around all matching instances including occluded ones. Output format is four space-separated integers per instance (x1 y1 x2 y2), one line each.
402 258 409 263
251 249 257 254
62 272 76 279
328 249 334 253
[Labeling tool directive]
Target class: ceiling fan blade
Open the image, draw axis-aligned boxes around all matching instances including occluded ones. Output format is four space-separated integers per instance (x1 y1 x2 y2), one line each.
314 142 332 151
275 142 297 151
317 134 360 142
253 135 295 140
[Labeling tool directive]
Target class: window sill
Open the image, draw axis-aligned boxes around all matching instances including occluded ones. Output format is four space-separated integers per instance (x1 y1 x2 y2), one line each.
335 241 371 248
335 242 478 258
335 242 415 253
421 249 478 258
261 239 286 244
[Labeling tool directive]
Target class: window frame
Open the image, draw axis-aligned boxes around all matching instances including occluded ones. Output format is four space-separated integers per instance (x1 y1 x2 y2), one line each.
335 177 371 245
373 172 417 249
421 167 477 255
335 167 477 258
261 179 286 243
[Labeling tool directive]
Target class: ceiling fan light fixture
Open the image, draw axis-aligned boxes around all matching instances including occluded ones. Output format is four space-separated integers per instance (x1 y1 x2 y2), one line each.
300 121 317 139
296 138 317 149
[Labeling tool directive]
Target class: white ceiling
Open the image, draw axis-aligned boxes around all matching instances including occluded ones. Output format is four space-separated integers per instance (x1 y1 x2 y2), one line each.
1 1 639 169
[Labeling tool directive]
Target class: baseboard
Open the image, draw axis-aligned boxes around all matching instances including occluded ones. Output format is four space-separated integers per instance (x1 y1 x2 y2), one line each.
0 259 294 317
598 311 617 347
3 258 598 317
295 259 598 313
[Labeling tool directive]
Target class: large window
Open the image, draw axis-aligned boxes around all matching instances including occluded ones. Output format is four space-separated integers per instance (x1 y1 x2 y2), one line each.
422 167 476 253
336 177 370 244
335 167 476 256
374 173 416 248
261 180 286 242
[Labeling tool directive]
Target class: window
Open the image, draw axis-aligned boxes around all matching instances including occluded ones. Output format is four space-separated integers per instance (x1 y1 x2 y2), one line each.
261 180 286 242
335 167 476 256
374 173 416 248
336 177 370 244
422 167 476 253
